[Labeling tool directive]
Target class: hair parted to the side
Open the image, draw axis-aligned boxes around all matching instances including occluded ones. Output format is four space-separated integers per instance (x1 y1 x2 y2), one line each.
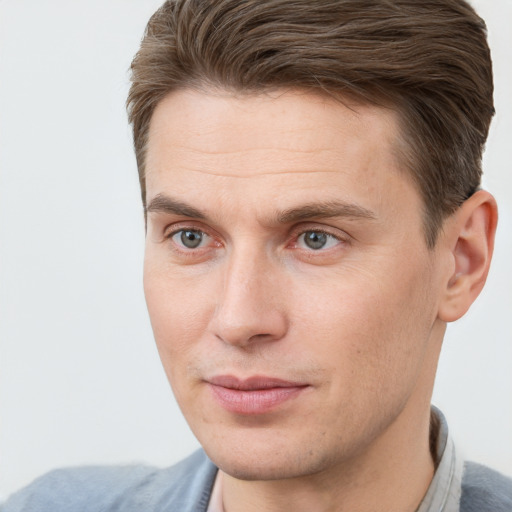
127 0 494 247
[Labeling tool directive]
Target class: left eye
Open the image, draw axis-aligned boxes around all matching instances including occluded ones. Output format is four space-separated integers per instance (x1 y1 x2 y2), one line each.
297 230 340 250
171 229 209 249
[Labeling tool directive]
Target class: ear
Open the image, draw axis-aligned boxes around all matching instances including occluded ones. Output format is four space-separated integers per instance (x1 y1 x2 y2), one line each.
438 190 498 323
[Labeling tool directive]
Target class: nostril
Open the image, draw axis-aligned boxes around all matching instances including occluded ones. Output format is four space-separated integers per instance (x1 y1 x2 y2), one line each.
251 333 272 340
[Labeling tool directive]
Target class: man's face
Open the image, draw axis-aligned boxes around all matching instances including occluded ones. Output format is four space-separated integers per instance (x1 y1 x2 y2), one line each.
143 89 449 480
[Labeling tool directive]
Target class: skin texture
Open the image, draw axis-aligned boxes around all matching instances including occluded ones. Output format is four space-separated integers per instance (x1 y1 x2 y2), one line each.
143 89 497 512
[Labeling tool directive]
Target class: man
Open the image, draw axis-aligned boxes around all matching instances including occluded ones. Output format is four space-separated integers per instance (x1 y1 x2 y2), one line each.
3 0 511 511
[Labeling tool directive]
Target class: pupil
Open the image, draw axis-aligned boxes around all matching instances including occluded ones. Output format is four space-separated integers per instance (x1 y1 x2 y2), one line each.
181 230 202 248
305 231 327 250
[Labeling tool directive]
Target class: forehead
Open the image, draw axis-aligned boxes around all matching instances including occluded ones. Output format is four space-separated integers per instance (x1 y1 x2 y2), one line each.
144 88 420 228
146 88 399 176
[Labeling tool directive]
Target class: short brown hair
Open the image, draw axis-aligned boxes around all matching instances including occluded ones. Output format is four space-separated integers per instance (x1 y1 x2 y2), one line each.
127 0 494 246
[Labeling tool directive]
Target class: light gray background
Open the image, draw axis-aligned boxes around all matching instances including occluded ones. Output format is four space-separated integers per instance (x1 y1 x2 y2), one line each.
1 0 511 501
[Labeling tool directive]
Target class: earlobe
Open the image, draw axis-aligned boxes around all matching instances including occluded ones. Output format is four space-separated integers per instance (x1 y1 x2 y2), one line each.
438 190 498 323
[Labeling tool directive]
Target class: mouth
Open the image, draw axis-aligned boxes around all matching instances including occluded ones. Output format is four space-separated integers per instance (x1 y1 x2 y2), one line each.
206 375 310 415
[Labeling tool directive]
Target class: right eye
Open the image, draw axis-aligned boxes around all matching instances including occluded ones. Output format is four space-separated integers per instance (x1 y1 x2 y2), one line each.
171 229 210 249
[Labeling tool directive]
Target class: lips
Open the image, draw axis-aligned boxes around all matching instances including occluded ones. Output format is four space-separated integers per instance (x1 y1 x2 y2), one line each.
206 375 309 415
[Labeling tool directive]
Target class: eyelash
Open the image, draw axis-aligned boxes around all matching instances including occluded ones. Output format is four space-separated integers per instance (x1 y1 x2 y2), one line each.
164 225 349 256
294 228 346 253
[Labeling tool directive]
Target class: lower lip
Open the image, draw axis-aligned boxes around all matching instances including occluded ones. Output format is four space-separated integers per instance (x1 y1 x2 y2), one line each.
208 384 307 415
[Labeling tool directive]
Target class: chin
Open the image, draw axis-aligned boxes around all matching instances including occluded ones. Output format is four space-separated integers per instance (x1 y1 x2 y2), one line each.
212 454 325 481
201 435 337 481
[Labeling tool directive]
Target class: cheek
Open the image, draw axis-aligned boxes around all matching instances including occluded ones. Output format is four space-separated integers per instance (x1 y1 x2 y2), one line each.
293 260 436 386
143 260 214 368
143 264 217 414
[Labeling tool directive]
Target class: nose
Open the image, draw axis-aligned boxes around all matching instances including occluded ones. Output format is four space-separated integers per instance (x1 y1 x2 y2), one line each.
209 249 288 348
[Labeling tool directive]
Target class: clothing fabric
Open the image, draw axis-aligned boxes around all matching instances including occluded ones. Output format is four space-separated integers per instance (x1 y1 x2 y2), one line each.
416 408 464 512
2 410 512 512
206 469 223 512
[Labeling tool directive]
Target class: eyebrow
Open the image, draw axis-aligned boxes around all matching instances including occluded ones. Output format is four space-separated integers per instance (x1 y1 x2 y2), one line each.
146 193 377 224
277 201 377 224
146 194 206 219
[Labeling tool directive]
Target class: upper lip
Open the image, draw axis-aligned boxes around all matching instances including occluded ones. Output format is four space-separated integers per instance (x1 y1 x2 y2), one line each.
207 375 308 391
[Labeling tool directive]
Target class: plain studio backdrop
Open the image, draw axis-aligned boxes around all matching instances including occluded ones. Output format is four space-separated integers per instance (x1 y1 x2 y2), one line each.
0 0 511 501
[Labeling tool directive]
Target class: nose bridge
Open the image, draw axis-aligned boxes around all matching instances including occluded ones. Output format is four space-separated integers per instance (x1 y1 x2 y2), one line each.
211 243 287 346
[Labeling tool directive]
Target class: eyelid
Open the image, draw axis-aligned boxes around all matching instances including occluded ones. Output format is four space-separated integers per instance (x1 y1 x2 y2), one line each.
161 221 350 251
164 221 214 240
284 224 352 260
290 223 351 243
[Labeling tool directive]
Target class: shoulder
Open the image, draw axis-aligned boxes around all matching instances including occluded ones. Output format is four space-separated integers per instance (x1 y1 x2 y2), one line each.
1 450 217 512
460 461 512 512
